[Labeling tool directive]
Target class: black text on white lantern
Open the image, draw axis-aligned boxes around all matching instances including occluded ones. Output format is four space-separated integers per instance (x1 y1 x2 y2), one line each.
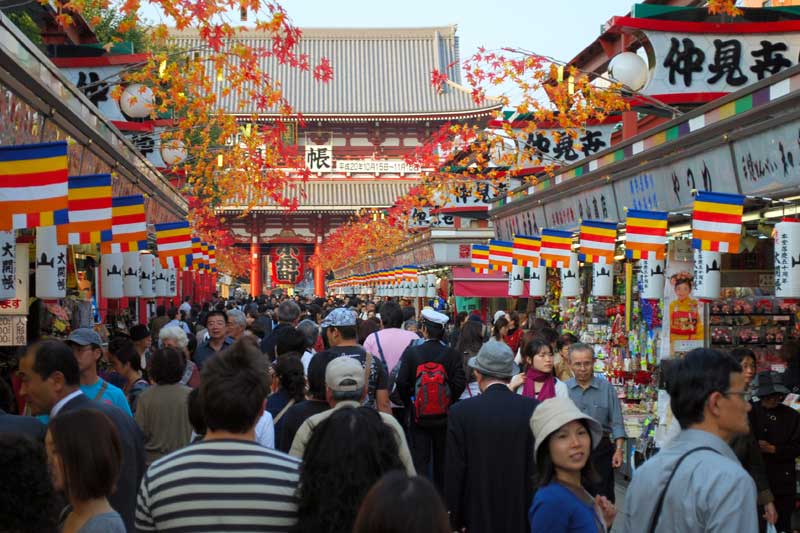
140 254 156 298
426 274 437 298
561 253 580 299
692 249 721 302
122 252 141 297
508 264 524 296
167 268 177 297
528 264 547 298
0 231 16 300
592 263 614 298
154 262 168 297
775 219 800 299
35 226 66 299
101 253 124 299
640 255 666 301
120 84 154 118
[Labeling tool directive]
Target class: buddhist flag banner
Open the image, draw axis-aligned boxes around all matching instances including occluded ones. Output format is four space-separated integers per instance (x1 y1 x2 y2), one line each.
540 229 574 268
191 238 203 271
578 220 618 264
0 141 69 230
201 242 210 271
512 235 541 268
154 221 193 269
488 240 514 272
57 174 113 245
101 195 148 253
625 209 668 260
692 191 745 253
208 245 217 273
471 244 490 274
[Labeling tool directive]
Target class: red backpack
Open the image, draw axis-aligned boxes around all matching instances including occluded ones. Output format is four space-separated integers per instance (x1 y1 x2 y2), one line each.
413 361 451 425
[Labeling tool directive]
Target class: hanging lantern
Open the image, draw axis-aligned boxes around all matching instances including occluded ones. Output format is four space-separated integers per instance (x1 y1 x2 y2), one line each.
154 262 168 297
122 252 141 297
529 264 546 298
35 226 66 299
167 268 177 297
119 84 154 118
561 253 580 299
608 52 649 92
0 231 16 300
692 249 721 302
508 264 524 296
592 263 614 298
160 139 187 166
775 219 800 299
140 254 156 298
101 253 124 299
426 273 437 298
640 255 666 301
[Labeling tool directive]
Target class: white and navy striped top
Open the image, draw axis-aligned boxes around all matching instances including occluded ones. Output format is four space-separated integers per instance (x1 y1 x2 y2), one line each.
135 439 301 532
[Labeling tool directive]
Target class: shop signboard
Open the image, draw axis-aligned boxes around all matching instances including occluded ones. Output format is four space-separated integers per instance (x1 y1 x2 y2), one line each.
514 124 617 166
495 206 546 241
641 30 800 97
408 207 456 229
303 144 424 174
613 145 736 213
543 184 618 230
732 118 800 195
0 315 26 346
0 244 29 316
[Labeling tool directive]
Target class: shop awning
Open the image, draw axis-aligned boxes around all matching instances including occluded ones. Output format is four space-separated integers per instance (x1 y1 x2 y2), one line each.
452 266 526 298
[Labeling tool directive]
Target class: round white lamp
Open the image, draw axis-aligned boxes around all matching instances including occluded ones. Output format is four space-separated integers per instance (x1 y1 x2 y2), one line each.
608 52 649 92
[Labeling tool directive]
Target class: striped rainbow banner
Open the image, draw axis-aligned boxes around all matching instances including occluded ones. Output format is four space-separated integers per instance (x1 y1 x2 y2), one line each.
471 244 490 274
540 228 574 268
512 234 541 268
208 245 216 272
57 174 112 245
155 221 193 269
101 195 148 253
578 220 618 264
692 191 745 253
488 239 514 272
625 209 668 260
0 141 69 230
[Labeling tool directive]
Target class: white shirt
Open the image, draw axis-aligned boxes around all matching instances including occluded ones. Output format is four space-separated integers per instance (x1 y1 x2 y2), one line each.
254 410 275 449
179 302 192 315
301 349 315 375
50 390 84 418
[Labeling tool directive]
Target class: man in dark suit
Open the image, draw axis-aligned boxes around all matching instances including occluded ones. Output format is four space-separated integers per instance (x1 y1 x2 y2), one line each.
261 300 300 360
17 339 146 533
444 339 539 533
396 309 466 492
0 409 45 441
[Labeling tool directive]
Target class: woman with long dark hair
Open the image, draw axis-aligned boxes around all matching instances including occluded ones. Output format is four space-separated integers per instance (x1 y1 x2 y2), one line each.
47 409 125 533
511 339 568 402
107 337 149 413
267 355 306 440
492 317 510 344
456 320 484 400
529 398 615 532
293 407 404 533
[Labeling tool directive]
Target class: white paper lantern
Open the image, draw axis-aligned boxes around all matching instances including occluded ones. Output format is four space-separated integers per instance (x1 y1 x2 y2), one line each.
160 139 187 166
167 268 177 297
120 83 154 118
508 264 524 296
101 253 124 299
640 255 666 301
0 231 16 299
775 219 800 299
35 226 66 299
154 262 168 297
592 263 614 298
140 254 156 298
426 274 437 298
529 264 547 298
692 249 721 302
561 253 580 299
608 52 648 91
122 252 141 297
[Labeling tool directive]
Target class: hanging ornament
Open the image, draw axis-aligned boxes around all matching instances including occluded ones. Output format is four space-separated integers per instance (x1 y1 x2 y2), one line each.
508 264 524 296
417 274 426 298
0 231 16 300
122 252 141 297
775 219 800 299
561 252 580 299
167 268 177 297
154 262 168 297
426 273 437 298
692 249 721 302
592 263 614 298
140 254 156 298
35 226 66 299
528 264 547 298
101 253 124 299
640 255 666 301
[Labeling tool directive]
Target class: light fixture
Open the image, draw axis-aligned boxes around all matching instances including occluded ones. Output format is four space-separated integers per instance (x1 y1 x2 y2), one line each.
608 52 649 92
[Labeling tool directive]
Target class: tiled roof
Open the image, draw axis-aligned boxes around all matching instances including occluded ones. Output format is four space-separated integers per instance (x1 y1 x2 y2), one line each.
169 26 501 117
221 179 415 211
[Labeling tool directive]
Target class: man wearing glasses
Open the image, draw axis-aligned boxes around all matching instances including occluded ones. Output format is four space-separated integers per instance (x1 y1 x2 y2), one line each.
566 342 626 502
618 348 758 533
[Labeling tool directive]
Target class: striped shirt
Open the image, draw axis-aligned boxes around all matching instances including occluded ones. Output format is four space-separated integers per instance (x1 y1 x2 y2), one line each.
135 439 300 532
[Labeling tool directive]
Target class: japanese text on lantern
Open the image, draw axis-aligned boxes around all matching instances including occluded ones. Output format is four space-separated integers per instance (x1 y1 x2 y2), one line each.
1 242 13 292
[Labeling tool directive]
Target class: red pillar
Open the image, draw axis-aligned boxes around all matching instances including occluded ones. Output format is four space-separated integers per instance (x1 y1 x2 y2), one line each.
314 237 324 297
250 237 261 297
622 110 638 140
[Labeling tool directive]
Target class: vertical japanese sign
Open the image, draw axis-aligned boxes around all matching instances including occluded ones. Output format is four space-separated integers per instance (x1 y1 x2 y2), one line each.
775 219 800 299
0 243 29 316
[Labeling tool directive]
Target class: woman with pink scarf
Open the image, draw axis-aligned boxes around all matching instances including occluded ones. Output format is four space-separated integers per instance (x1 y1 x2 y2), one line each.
510 338 568 401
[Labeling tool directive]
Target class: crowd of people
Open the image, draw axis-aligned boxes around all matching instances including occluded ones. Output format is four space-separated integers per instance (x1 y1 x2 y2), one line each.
0 292 798 532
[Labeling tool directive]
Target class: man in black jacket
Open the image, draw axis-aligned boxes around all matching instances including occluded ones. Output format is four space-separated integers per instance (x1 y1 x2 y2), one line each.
444 339 538 533
261 300 300 360
17 340 146 533
396 308 465 492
